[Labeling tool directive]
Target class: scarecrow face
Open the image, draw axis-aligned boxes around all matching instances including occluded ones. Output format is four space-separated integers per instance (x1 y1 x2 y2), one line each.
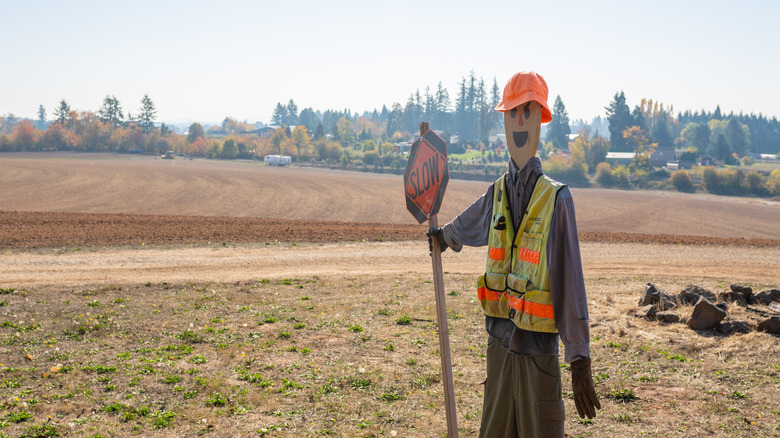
504 101 542 168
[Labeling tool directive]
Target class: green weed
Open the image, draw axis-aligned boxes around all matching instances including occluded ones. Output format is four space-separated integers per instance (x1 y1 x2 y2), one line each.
395 315 412 325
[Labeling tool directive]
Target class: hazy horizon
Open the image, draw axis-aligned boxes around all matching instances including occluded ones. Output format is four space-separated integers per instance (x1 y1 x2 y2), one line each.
2 0 778 125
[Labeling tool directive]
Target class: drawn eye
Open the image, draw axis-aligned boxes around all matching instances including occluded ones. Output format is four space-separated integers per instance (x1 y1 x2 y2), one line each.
523 103 531 119
510 108 517 118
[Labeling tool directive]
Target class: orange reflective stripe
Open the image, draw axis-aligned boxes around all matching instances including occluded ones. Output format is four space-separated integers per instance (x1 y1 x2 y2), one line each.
477 287 503 301
506 295 555 319
488 247 505 260
525 300 555 319
507 294 524 311
517 247 540 265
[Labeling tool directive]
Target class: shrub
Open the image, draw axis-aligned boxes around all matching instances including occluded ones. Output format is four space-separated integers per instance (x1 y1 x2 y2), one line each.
767 169 780 196
595 162 613 187
670 169 694 193
702 166 719 193
612 165 631 189
542 155 590 187
742 170 766 196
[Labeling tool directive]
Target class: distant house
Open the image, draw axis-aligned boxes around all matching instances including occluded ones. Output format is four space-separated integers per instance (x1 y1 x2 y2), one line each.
678 159 696 170
651 147 675 167
402 130 461 154
394 141 413 154
699 154 716 166
605 152 635 166
244 125 280 138
749 153 778 161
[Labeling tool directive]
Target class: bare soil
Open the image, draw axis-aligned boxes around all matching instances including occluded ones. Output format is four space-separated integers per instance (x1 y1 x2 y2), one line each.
2 152 779 250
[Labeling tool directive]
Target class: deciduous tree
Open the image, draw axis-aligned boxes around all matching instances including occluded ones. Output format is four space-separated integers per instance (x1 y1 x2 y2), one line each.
623 126 656 172
187 123 205 143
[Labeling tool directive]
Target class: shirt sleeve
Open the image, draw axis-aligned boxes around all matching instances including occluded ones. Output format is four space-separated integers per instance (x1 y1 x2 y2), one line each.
441 184 493 252
547 187 591 363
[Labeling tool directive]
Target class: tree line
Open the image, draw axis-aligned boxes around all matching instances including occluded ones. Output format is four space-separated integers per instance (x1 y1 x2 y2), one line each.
2 74 779 198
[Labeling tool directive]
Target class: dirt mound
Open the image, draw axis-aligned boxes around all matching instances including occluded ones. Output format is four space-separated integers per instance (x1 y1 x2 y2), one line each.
2 211 778 249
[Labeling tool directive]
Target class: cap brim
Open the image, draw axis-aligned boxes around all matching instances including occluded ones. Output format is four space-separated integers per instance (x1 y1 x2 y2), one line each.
495 92 553 123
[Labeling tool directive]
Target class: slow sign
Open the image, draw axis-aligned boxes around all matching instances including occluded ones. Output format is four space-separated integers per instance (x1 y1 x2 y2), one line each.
404 128 449 224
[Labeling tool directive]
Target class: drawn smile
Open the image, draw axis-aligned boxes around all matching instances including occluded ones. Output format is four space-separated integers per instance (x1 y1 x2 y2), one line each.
512 131 529 149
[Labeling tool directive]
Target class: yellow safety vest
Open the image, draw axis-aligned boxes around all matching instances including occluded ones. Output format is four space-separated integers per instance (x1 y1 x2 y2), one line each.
476 173 564 333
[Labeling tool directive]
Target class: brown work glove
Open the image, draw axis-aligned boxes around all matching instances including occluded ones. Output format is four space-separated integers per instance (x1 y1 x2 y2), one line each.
571 357 601 419
426 227 448 255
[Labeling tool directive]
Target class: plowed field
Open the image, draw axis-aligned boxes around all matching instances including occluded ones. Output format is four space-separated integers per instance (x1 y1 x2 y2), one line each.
2 152 779 249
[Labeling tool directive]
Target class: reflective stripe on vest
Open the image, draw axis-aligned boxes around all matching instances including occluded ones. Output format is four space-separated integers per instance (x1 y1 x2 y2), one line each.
476 173 564 333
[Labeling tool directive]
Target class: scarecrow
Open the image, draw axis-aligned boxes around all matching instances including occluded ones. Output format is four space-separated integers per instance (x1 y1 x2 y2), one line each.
428 71 600 437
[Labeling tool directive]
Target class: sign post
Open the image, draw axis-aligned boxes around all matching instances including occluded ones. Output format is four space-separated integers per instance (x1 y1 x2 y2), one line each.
403 122 458 438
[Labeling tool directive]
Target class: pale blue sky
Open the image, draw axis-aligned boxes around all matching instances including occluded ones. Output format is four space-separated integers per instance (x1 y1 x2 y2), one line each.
2 0 778 126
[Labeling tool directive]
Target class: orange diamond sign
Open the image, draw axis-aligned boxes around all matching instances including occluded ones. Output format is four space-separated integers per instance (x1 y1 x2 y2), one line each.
404 129 448 224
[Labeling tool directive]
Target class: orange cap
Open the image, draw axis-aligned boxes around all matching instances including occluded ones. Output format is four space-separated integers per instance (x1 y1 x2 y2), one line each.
495 71 552 123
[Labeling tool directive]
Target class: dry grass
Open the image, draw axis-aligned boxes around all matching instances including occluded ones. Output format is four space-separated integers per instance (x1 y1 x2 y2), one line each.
0 268 777 437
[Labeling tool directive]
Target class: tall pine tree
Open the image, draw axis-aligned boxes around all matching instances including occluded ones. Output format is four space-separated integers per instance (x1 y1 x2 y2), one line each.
605 91 634 152
547 95 571 150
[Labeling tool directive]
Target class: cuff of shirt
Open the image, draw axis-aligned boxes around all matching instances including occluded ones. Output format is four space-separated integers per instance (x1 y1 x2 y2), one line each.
564 342 590 364
441 226 463 252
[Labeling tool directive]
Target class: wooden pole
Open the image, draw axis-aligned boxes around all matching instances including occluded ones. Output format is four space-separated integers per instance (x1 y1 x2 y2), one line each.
421 121 458 438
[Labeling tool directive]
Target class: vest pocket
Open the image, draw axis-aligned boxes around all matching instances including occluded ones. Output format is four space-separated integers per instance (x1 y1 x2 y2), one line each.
506 272 529 295
517 231 543 276
483 272 506 292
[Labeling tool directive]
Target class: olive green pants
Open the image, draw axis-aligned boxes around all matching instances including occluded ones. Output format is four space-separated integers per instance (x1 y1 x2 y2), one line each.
479 336 565 438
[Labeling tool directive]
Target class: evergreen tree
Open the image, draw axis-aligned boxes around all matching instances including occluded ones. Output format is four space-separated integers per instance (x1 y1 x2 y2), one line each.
710 133 732 161
298 108 319 133
547 95 571 150
651 115 673 149
490 77 501 133
386 103 403 137
286 99 299 125
138 94 157 133
402 92 422 133
631 106 646 132
36 105 46 129
314 122 325 140
54 99 71 124
98 95 124 127
605 91 633 152
423 86 436 122
271 103 287 125
434 82 451 131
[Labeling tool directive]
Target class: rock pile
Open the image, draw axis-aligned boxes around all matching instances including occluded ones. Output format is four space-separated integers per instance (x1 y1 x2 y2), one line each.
633 283 780 335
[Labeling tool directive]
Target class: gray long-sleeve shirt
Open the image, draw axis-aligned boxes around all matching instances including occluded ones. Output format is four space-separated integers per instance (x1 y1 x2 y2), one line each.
441 157 590 363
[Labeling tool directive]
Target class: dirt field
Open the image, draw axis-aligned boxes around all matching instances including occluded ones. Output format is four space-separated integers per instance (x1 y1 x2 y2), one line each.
0 153 778 437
